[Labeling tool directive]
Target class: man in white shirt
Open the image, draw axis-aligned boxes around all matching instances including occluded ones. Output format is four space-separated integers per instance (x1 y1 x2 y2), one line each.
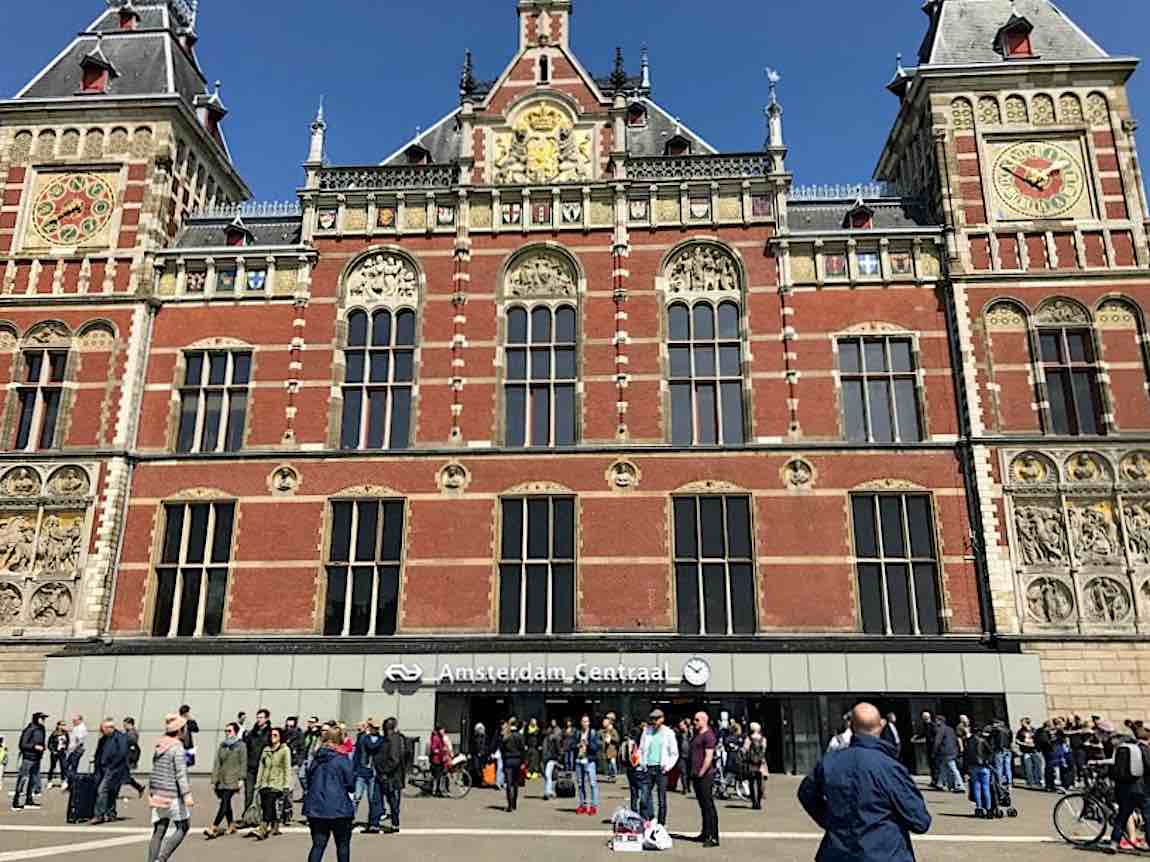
63 715 87 790
827 713 853 753
638 709 679 825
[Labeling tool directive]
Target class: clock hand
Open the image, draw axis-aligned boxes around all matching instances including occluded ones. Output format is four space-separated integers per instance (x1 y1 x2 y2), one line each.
1034 160 1071 189
44 201 84 230
1001 164 1043 190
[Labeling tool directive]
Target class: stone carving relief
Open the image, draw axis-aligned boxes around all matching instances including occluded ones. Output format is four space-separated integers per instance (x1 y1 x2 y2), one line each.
607 460 640 491
951 99 974 130
1068 501 1122 565
1026 577 1075 624
1096 300 1138 329
977 97 1002 125
1081 576 1132 624
782 459 814 489
2 468 41 498
1124 501 1150 565
346 252 419 308
1005 95 1029 124
1087 93 1110 128
506 252 576 298
492 102 592 185
1014 503 1068 566
25 322 71 345
28 582 71 627
0 515 38 575
1060 94 1085 124
1122 452 1150 483
665 244 740 295
1035 299 1090 325
985 302 1027 330
1033 94 1057 125
1066 452 1107 483
438 462 471 494
48 467 90 498
1011 454 1051 484
35 513 83 576
269 465 300 496
0 584 21 623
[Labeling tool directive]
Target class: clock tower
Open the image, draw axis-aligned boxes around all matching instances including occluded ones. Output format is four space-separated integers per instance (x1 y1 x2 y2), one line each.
0 0 248 642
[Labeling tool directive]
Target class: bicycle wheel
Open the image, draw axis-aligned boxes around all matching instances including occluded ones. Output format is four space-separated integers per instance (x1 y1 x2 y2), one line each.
448 769 472 800
1053 792 1109 846
403 770 427 799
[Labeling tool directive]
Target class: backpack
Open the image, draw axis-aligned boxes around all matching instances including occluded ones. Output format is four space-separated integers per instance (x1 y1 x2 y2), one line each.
747 737 767 768
1115 742 1145 783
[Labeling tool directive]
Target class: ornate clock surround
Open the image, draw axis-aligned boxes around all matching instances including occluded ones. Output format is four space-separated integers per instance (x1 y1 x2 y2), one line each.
982 134 1095 224
20 163 126 253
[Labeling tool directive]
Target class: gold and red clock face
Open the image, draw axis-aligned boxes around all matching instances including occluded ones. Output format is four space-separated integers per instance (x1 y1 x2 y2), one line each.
991 141 1088 220
31 172 117 246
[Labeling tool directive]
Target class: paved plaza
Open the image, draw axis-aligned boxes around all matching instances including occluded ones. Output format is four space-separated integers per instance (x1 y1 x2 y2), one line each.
0 774 1121 861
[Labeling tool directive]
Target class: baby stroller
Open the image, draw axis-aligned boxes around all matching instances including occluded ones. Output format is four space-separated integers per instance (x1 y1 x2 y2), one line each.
987 767 1018 819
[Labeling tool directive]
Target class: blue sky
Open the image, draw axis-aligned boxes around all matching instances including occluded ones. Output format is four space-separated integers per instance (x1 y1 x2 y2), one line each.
3 0 1147 200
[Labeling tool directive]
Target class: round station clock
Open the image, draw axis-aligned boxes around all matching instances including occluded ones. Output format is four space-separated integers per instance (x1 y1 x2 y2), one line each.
992 141 1087 220
31 172 116 246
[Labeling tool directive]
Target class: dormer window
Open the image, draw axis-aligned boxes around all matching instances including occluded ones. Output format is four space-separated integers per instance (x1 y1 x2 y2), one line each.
118 5 140 30
996 15 1036 60
78 40 118 95
627 103 648 128
224 217 254 248
844 201 875 230
664 134 691 157
539 55 551 83
405 144 430 166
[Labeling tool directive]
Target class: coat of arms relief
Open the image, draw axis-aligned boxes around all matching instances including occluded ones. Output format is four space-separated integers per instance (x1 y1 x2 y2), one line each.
492 102 593 185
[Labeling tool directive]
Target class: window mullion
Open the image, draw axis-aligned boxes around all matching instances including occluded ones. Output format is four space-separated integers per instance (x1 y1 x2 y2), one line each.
520 500 529 635
368 512 381 637
722 498 733 635
344 504 358 637
695 498 706 635
900 495 921 635
196 505 215 636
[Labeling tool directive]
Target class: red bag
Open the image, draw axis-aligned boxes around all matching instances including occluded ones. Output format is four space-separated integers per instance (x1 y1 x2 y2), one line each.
518 762 528 787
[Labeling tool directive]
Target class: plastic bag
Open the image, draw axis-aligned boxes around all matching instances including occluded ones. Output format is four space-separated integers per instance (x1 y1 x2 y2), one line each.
643 823 673 851
611 807 645 836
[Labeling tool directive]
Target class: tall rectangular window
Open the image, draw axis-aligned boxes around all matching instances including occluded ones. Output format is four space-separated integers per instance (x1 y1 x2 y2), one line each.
1039 328 1104 436
499 497 575 635
672 495 756 635
176 351 251 453
340 309 415 450
152 501 235 637
838 336 922 443
15 349 67 450
851 493 941 636
668 301 745 446
324 500 404 636
504 305 577 448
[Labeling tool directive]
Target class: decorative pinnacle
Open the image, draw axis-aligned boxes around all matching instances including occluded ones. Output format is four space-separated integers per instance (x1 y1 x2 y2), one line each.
765 67 781 112
610 46 628 92
640 45 650 89
895 52 906 77
460 49 477 99
312 95 326 129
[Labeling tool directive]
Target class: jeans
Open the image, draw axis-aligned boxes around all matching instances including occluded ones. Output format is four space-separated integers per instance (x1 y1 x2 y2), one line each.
1022 751 1044 787
937 757 965 791
504 760 521 811
93 772 121 819
259 788 282 825
748 772 764 810
308 816 353 862
543 761 558 799
692 776 719 842
1112 786 1150 845
12 757 40 807
993 751 1013 787
970 766 992 811
677 759 690 794
606 756 618 780
430 762 446 796
638 767 668 824
148 817 189 862
47 752 63 783
353 774 376 820
213 788 237 827
382 781 401 828
576 760 599 807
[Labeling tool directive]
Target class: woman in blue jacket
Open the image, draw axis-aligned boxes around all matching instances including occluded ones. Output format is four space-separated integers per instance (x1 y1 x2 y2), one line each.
303 727 356 862
569 715 602 816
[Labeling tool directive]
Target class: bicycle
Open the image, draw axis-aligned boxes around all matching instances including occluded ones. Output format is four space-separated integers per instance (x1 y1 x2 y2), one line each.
1053 761 1144 847
404 754 472 800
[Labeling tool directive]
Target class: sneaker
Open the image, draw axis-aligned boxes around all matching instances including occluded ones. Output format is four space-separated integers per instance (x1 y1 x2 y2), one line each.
26 803 41 809
576 805 587 815
1120 838 1138 851
588 806 598 817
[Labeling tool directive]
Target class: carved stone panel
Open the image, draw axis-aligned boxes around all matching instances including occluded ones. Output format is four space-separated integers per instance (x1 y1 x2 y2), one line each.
1034 299 1089 325
1 468 41 498
0 583 22 623
47 466 90 498
345 252 419 308
1124 500 1150 565
1065 452 1109 484
1068 500 1122 566
1121 452 1150 484
0 513 40 577
1010 453 1054 485
1080 576 1132 624
35 511 84 578
492 102 593 185
28 582 72 627
1025 576 1075 625
665 244 740 295
505 251 576 298
1013 502 1068 567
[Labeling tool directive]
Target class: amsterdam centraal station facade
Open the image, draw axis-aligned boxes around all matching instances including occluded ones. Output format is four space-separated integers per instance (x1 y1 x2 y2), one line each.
0 0 1148 775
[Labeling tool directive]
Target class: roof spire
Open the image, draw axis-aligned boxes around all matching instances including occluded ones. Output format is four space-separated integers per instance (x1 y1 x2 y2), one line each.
764 67 786 168
307 95 326 164
895 52 905 77
460 49 477 101
610 46 628 93
640 45 651 90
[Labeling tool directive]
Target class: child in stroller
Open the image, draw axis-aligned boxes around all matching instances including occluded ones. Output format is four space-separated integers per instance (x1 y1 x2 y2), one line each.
967 726 1019 819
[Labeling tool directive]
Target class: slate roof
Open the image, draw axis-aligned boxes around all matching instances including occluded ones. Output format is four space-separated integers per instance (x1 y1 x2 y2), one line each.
789 200 936 232
16 7 209 107
173 217 303 249
919 0 1107 66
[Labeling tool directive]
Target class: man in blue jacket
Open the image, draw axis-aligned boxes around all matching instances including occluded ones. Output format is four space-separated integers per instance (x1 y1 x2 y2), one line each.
91 719 129 824
798 703 932 862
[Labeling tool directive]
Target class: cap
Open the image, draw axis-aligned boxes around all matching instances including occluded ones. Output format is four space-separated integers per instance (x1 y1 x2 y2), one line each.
32 712 48 721
648 709 665 721
309 715 320 723
1097 720 1116 734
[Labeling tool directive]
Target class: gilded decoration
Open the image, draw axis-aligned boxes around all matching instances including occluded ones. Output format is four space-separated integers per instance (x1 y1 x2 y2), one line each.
1033 94 1057 125
1067 500 1121 565
1096 300 1138 329
656 196 681 223
1066 452 1107 483
917 245 942 278
470 201 493 229
343 208 368 232
346 252 419 308
1026 576 1075 624
274 268 297 295
977 97 1002 125
492 102 592 185
986 302 1026 330
1081 576 1132 624
665 244 739 295
790 251 817 284
1014 503 1068 567
1005 95 1029 124
1122 452 1150 483
505 251 577 298
590 200 613 226
1011 454 1051 484
951 99 974 130
718 195 742 221
1087 93 1110 127
404 206 428 231
1060 94 1085 124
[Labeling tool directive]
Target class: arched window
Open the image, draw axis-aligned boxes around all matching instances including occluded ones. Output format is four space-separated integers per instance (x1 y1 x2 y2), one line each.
15 323 72 451
504 304 577 448
340 309 416 450
668 300 745 445
1033 300 1105 436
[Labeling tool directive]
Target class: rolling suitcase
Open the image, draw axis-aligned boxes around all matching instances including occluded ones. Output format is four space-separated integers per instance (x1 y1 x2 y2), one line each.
66 774 98 823
556 770 576 798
